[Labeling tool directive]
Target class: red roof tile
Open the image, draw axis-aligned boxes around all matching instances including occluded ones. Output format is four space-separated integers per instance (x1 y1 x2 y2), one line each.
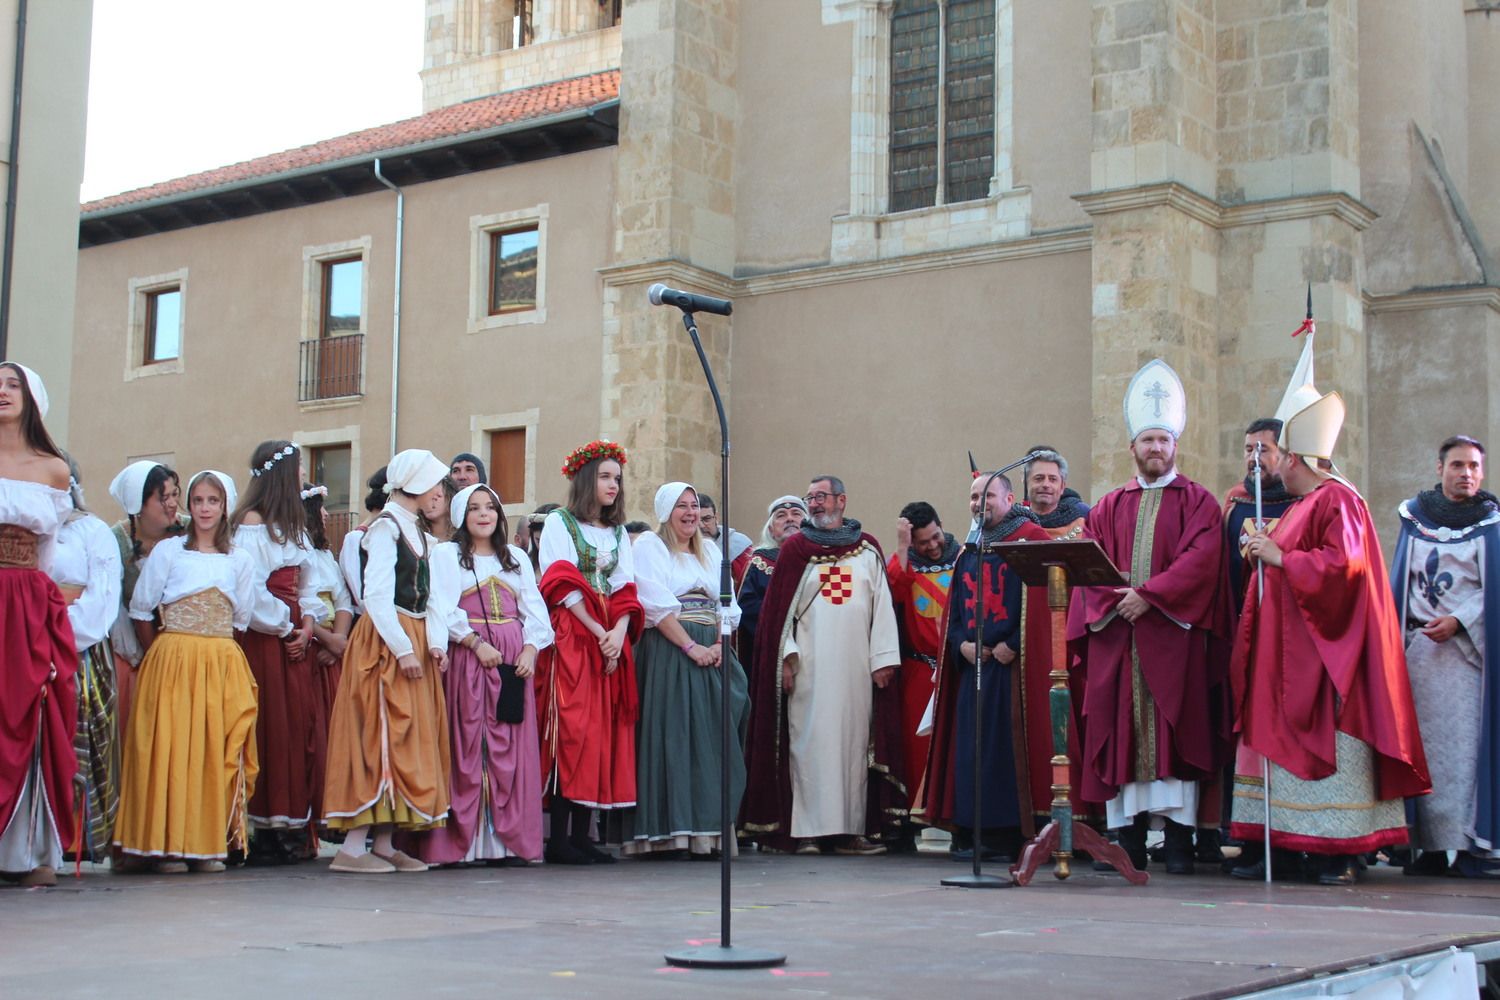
83 70 620 214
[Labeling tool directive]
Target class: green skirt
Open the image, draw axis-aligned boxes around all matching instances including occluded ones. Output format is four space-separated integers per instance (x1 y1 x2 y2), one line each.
622 620 749 855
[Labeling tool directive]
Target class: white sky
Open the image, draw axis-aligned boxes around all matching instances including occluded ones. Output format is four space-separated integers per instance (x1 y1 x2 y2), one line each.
81 0 424 201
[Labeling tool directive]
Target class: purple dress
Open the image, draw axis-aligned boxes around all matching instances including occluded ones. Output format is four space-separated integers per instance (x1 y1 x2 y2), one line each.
407 547 551 863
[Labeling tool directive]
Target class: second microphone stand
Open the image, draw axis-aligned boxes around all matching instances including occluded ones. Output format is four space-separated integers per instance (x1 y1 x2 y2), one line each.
941 453 1037 890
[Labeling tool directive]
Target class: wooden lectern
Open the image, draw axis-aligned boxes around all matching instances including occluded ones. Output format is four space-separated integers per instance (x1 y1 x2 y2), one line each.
991 539 1148 887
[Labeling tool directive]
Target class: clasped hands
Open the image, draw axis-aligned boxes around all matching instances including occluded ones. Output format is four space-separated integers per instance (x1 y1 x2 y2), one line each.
397 645 448 680
596 622 629 675
960 640 1017 665
471 639 538 677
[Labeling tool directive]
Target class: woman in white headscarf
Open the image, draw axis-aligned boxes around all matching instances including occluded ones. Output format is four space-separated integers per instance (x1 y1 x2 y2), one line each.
405 482 552 866
107 458 185 728
113 470 259 873
0 362 77 888
322 449 452 874
621 482 749 858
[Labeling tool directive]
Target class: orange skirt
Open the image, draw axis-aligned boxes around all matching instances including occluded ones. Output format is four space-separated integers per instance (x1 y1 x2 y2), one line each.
322 613 449 831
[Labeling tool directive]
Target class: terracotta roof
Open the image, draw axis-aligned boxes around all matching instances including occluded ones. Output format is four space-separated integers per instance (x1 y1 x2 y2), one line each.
83 70 620 214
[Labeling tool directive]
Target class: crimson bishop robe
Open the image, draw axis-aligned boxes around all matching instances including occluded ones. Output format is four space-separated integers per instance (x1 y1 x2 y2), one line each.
1067 474 1232 806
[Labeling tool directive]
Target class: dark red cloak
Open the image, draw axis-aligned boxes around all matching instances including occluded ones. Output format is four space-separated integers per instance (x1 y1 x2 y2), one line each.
918 520 1060 833
740 530 907 850
535 561 643 808
1231 479 1430 799
1066 475 1232 803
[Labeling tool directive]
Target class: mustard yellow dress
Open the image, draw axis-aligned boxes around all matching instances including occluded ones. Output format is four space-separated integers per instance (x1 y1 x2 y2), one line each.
113 537 259 860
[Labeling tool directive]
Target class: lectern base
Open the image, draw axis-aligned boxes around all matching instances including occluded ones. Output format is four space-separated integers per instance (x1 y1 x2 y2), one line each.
663 945 787 969
940 871 1014 889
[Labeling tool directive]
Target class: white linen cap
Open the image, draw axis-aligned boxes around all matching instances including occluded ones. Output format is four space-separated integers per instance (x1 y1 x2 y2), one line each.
654 481 695 523
1 361 47 419
386 449 448 496
108 459 165 516
189 469 238 513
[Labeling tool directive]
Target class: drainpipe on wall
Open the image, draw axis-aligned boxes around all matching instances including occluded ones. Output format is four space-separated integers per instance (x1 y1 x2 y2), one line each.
0 0 28 358
373 158 403 458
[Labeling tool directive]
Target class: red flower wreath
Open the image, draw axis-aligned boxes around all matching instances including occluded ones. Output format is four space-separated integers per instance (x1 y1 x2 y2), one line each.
561 439 628 480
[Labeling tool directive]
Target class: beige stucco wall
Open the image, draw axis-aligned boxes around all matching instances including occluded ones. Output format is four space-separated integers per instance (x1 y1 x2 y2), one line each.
727 248 1094 556
734 2 849 272
1013 0 1091 231
0 0 92 444
71 145 616 522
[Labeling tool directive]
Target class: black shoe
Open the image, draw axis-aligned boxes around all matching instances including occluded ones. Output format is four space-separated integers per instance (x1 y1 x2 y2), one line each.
1163 821 1195 875
1230 859 1267 880
1117 818 1148 871
574 839 616 864
1451 853 1500 879
1317 854 1360 886
1402 850 1451 877
1194 828 1224 864
544 841 594 866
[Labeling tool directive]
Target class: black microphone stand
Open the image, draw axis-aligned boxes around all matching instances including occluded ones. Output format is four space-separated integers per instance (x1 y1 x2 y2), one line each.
663 308 786 969
941 451 1042 890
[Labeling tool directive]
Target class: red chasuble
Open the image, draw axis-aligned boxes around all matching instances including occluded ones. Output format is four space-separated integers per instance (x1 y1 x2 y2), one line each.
918 520 1059 832
534 562 643 809
1066 475 1232 804
1231 479 1430 799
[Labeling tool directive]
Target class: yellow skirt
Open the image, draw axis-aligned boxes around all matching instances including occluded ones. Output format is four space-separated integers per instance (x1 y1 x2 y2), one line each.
113 633 259 859
323 613 449 831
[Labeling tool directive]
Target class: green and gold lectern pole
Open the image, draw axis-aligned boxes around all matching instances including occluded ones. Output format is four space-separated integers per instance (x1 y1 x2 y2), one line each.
995 540 1148 887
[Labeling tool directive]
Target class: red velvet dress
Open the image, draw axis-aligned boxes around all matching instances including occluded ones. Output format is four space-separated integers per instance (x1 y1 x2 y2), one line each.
0 482 78 866
534 513 643 809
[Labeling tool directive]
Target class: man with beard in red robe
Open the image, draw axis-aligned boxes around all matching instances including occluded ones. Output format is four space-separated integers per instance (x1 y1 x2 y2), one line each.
1231 378 1429 885
1069 359 1231 875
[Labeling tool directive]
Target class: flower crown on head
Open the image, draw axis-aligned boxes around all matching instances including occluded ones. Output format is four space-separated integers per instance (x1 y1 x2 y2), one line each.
251 444 297 478
300 484 328 501
562 439 627 480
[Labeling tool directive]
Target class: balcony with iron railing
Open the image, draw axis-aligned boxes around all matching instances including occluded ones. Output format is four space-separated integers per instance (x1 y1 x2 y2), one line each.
325 510 360 556
299 334 363 402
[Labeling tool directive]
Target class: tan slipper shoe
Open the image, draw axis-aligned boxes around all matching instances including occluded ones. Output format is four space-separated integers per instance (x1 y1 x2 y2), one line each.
154 860 189 874
372 849 429 873
19 865 58 886
329 850 396 874
190 860 226 873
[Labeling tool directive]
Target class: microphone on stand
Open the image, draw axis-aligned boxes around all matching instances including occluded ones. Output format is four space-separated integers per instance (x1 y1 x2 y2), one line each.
647 283 733 317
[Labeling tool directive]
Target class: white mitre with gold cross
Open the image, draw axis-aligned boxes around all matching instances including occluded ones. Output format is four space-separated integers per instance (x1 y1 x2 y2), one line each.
1123 358 1186 441
1273 330 1344 460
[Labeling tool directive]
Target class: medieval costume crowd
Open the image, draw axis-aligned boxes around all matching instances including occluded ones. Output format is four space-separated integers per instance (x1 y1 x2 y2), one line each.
0 343 1495 889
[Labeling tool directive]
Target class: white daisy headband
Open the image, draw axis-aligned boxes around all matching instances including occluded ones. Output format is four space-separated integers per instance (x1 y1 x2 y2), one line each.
300 484 328 501
251 444 297 478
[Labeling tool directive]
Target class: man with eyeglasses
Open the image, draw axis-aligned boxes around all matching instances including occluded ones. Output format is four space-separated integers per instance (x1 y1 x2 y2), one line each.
697 493 754 587
743 475 903 856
